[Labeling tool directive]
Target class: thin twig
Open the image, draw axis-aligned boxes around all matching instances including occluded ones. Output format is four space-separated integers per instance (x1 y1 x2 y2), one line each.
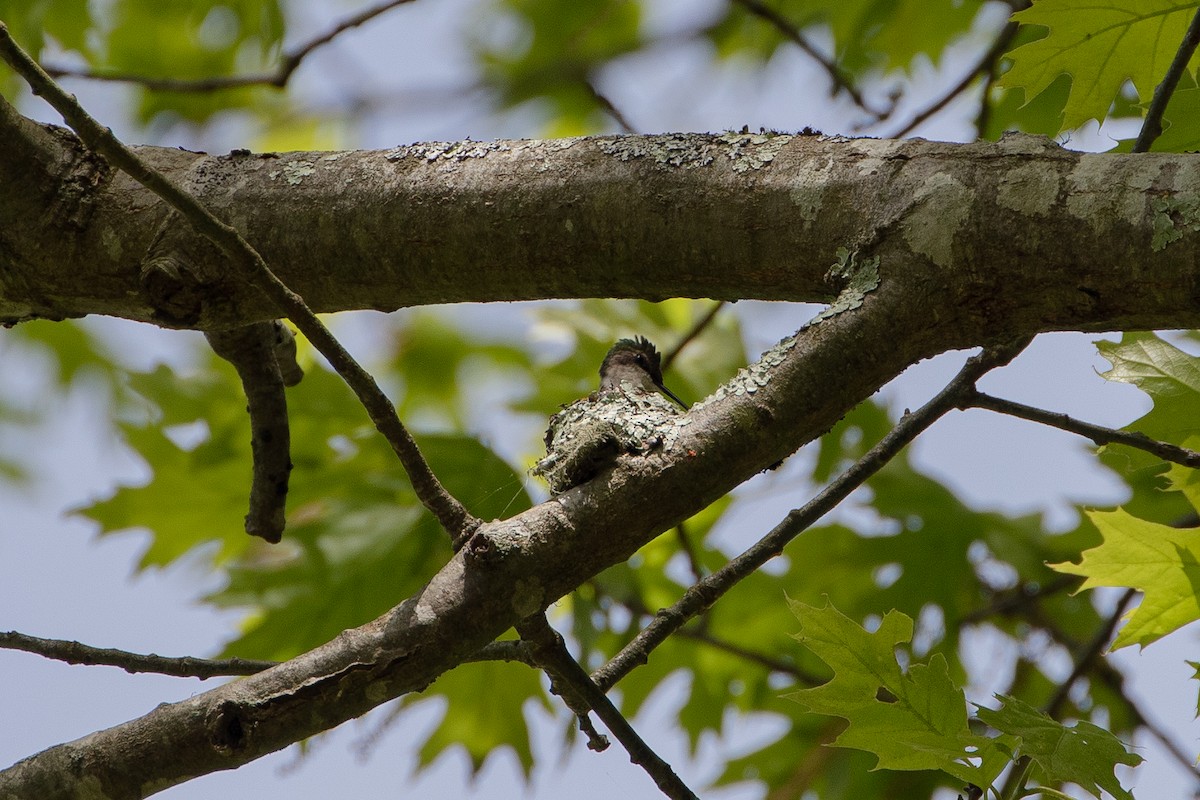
42 0 419 93
585 79 637 133
1047 588 1137 716
967 391 1200 468
0 630 275 678
518 614 699 800
1089 658 1200 780
0 24 478 543
729 0 888 120
592 338 1032 690
960 576 1076 624
673 521 705 584
674 628 823 685
1001 589 1138 799
1133 7 1200 153
891 19 1020 138
662 300 725 373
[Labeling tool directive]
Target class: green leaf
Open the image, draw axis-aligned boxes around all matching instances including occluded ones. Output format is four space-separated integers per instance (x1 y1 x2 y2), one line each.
1051 507 1200 649
474 0 644 133
1096 333 1200 512
785 600 1007 788
999 0 1200 131
105 0 285 124
414 656 550 776
706 0 985 79
976 694 1142 800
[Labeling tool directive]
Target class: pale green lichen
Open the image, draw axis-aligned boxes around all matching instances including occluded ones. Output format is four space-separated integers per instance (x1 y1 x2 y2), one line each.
692 249 880 411
270 159 316 185
600 133 716 168
511 578 545 617
810 247 880 324
901 172 970 269
1151 195 1200 251
716 132 793 172
384 139 513 163
600 131 792 171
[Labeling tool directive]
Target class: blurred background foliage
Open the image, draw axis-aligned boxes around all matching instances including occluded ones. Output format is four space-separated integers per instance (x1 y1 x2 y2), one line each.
3 0 1198 796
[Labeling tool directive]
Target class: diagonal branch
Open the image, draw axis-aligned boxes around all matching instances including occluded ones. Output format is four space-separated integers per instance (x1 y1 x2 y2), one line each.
891 18 1020 138
518 614 699 800
966 391 1200 468
0 630 276 678
0 24 478 543
1001 588 1138 799
1133 7 1200 153
728 0 889 121
592 338 1032 690
42 0 419 93
662 301 725 373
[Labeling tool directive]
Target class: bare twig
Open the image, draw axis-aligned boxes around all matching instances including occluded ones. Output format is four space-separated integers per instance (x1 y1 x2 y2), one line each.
585 79 637 133
673 521 705 584
960 575 1076 624
1089 658 1200 780
891 19 1020 138
1134 7 1200 153
42 0 419 93
661 300 725 373
1001 589 1138 799
0 24 479 543
592 338 1032 690
674 628 823 685
1048 588 1137 716
729 0 888 120
0 630 275 678
967 391 1200 468
518 614 699 800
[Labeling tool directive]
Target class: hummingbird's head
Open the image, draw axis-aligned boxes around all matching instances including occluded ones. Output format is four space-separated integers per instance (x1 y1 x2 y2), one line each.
599 337 687 409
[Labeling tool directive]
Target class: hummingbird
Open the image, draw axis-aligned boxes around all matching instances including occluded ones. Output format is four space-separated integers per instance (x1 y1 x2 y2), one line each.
597 337 688 409
533 337 688 495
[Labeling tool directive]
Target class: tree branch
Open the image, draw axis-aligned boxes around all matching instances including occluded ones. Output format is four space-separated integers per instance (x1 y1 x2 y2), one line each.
967 390 1200 468
205 321 301 541
891 18 1020 138
0 630 275 678
1133 7 1200 153
518 614 698 800
729 0 889 121
1001 588 1138 799
0 23 478 543
662 300 725 373
592 338 1032 690
41 0 419 92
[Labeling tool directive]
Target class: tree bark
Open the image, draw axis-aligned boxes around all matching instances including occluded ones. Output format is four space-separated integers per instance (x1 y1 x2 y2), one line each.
3 101 1200 798
3 100 1199 333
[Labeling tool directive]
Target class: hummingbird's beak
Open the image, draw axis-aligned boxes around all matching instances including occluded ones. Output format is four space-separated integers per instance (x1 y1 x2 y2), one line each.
657 381 688 410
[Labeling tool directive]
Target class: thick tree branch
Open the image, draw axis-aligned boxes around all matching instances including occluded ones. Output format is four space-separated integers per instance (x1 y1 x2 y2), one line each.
41 0 419 92
0 219 991 797
0 24 477 543
0 631 275 678
592 338 1030 690
3 123 1198 337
